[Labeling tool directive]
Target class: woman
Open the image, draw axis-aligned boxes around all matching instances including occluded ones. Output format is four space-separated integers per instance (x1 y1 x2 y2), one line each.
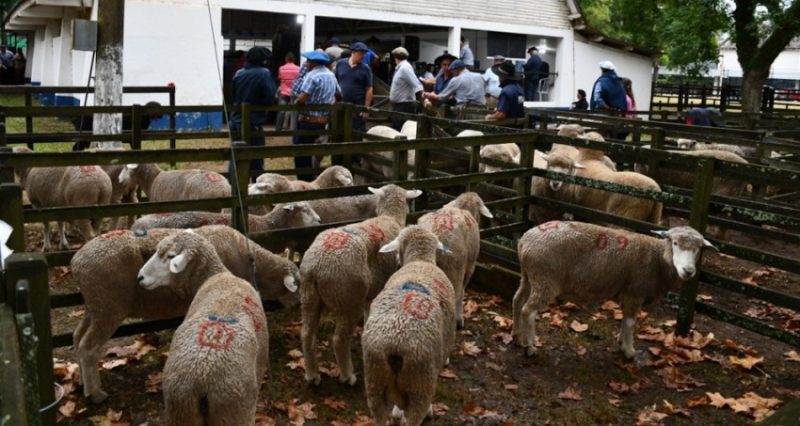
13 48 26 84
622 78 636 119
571 89 588 110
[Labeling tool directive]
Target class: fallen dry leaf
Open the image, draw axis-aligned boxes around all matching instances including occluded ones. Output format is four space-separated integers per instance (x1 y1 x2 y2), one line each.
569 320 588 333
608 381 631 395
784 350 800 362
504 384 518 391
574 344 587 356
636 404 668 425
686 395 709 408
461 400 485 416
288 349 303 359
432 402 449 416
493 315 513 330
351 414 374 426
656 366 705 391
104 338 156 361
286 358 305 371
729 355 763 370
105 409 123 422
557 386 582 401
145 372 163 393
286 400 317 426
101 359 128 370
255 412 277 425
439 368 459 380
608 397 622 407
493 332 513 345
600 300 620 310
661 400 691 417
58 400 76 418
460 341 481 357
322 397 346 410
463 299 480 317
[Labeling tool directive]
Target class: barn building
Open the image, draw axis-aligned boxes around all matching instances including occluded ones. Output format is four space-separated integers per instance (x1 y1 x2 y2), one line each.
3 0 657 129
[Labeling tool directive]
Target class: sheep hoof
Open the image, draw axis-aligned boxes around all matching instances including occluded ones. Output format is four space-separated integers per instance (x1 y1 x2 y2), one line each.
305 374 321 386
340 373 357 386
88 389 109 404
525 346 537 357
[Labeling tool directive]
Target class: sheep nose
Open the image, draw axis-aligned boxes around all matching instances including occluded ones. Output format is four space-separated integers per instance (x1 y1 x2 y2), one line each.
682 266 696 278
137 274 144 283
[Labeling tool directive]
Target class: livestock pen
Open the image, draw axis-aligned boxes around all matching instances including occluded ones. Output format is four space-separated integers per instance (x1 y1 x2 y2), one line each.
0 102 798 424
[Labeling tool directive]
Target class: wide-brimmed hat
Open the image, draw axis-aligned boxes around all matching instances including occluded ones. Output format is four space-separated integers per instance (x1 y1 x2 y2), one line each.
491 61 518 80
302 51 332 65
434 52 457 67
448 60 466 71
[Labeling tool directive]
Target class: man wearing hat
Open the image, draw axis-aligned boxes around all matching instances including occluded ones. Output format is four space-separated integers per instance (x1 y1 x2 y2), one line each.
229 46 276 175
423 52 457 95
485 61 525 121
334 41 373 133
294 50 341 180
389 46 423 130
423 60 485 108
523 46 542 101
590 61 627 113
483 54 506 109
325 37 343 61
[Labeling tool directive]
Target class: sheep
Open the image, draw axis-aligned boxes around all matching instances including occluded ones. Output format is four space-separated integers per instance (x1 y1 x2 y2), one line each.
417 192 492 328
71 225 298 403
13 147 112 250
552 125 617 171
118 163 231 204
137 231 268 425
86 147 139 230
528 148 566 224
479 143 520 173
676 138 747 157
254 165 353 193
299 184 422 386
363 125 415 178
362 226 455 426
541 133 663 225
307 193 380 224
513 221 717 358
634 148 748 198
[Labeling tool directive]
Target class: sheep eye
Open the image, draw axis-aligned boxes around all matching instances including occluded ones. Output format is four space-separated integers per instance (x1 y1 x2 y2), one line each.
167 254 176 259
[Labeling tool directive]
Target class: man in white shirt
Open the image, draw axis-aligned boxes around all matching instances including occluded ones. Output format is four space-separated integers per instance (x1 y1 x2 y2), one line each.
483 55 505 109
389 46 423 130
460 37 475 70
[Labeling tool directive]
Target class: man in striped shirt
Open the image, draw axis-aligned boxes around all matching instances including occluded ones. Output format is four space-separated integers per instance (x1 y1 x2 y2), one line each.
294 51 341 180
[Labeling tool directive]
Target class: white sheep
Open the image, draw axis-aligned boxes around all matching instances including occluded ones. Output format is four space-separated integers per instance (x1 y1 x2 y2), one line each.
13 147 112 250
71 225 297 403
118 163 231 204
676 138 747 157
417 192 492 328
299 184 422 386
363 226 455 426
634 148 748 198
307 193 379 224
254 165 353 193
513 221 716 358
364 125 416 178
479 143 520 173
137 230 268 425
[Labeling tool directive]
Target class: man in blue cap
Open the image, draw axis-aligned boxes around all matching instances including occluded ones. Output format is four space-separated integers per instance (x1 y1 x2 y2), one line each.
334 41 373 134
485 61 524 121
294 50 341 180
590 60 627 113
229 46 276 175
423 59 485 107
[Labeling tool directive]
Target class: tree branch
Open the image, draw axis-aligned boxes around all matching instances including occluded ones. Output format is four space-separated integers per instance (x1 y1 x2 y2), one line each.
753 0 800 69
733 0 759 71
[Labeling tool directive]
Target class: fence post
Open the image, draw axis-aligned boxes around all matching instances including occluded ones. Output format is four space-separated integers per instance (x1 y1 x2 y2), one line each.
339 103 354 167
14 280 44 426
24 91 33 150
392 136 409 181
676 158 715 336
515 133 535 223
0 184 25 252
4 254 54 425
467 144 480 192
230 141 250 236
0 109 7 148
0 304 35 425
0 147 13 184
169 84 177 152
646 128 665 179
413 116 432 212
131 104 142 150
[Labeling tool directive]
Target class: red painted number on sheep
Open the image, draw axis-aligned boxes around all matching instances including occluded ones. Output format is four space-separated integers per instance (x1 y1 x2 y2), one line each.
79 165 97 173
537 221 560 232
360 224 386 244
322 230 350 250
213 217 230 226
433 213 455 232
615 235 629 252
205 172 223 182
197 319 236 350
595 233 629 252
242 297 266 331
595 233 609 250
401 292 435 320
98 229 127 240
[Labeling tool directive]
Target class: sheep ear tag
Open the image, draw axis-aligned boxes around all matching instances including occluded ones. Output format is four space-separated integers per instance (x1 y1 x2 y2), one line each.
284 275 298 293
379 238 400 253
0 220 13 270
169 252 190 274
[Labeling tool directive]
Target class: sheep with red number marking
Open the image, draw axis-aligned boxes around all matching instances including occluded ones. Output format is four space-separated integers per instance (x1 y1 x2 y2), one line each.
362 225 455 426
118 163 230 205
417 192 493 328
513 221 717 358
71 225 297 403
137 231 269 425
299 184 422 386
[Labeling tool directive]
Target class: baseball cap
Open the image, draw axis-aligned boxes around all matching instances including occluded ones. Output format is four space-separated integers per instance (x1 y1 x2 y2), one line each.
351 42 368 52
599 60 616 71
448 60 466 71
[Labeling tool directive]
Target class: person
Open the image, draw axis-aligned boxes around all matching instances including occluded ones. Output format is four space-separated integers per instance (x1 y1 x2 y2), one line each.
425 52 457 95
484 61 524 121
0 45 14 85
294 51 340 180
420 62 434 81
276 52 300 131
325 37 343 61
590 61 627 113
13 48 25 84
571 89 588 110
229 47 276 176
334 41 373 133
483 55 505 109
460 36 475 70
622 77 637 119
423 60 485 107
523 46 542 101
685 107 724 127
388 46 423 130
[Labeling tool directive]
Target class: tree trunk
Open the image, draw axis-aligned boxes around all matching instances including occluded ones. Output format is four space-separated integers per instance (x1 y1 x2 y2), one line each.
739 67 769 129
92 0 125 149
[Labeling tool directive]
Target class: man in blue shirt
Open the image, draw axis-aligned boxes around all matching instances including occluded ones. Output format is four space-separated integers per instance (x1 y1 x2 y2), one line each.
229 46 276 175
523 46 542 101
294 51 341 180
334 42 373 134
485 61 525 121
423 60 485 107
590 61 627 113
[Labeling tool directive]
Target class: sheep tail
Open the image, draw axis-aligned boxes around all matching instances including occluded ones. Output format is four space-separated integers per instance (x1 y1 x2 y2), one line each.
387 353 403 375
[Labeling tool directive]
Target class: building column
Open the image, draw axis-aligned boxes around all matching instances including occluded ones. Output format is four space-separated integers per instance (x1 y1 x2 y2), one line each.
300 13 315 63
55 9 77 87
41 20 58 86
30 28 45 84
448 26 461 58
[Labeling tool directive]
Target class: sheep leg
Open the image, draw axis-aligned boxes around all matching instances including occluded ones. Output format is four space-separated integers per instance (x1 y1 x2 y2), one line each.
163 392 204 426
41 221 51 251
301 300 323 386
91 217 104 235
77 313 124 403
58 221 70 249
332 314 359 386
364 354 391 425
206 383 258 426
403 380 437 426
512 270 532 342
619 317 637 359
75 218 96 243
72 316 90 349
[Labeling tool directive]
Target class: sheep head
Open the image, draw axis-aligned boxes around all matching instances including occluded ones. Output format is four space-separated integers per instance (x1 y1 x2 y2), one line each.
137 230 210 290
541 153 584 191
652 227 717 281
280 202 321 227
379 225 445 265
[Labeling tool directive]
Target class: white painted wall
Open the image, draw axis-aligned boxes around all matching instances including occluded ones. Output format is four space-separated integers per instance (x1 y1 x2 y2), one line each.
573 39 654 112
719 48 800 80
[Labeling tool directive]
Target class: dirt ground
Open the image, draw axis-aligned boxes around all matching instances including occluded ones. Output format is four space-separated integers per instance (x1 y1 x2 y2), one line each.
15 130 800 425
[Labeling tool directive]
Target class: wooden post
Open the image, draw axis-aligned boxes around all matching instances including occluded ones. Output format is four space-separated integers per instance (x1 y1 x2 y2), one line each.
130 104 142 150
24 91 33 150
13 280 44 426
515 133 535 223
0 304 34 425
230 141 250 236
4 254 54 425
676 158 715 336
0 147 13 184
392 136 409 181
413 116 432 212
169 84 177 153
647 128 665 180
0 184 25 252
340 103 354 167
0 109 7 147
467 144 480 192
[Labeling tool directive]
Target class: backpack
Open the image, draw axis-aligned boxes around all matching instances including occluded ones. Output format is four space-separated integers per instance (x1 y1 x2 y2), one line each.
539 61 550 79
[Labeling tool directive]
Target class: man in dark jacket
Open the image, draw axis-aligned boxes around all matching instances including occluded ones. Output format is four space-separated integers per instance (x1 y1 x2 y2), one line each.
523 46 542 101
229 46 277 175
590 61 627 113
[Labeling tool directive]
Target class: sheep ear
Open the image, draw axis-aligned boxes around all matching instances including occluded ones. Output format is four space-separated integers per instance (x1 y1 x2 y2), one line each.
511 153 521 164
479 204 493 218
118 168 130 184
573 162 586 169
282 204 296 211
368 186 384 196
540 153 550 162
406 189 423 199
283 275 298 293
337 174 353 186
126 163 139 170
437 241 451 254
169 252 190 274
479 146 488 156
651 230 669 239
379 238 400 253
703 239 719 251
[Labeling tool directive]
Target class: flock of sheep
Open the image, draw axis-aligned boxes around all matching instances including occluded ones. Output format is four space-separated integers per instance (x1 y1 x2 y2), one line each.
7 119 742 424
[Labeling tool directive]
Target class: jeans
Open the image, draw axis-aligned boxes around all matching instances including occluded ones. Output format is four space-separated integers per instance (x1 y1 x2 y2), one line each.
524 77 539 101
229 124 265 180
275 94 291 131
294 121 326 181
